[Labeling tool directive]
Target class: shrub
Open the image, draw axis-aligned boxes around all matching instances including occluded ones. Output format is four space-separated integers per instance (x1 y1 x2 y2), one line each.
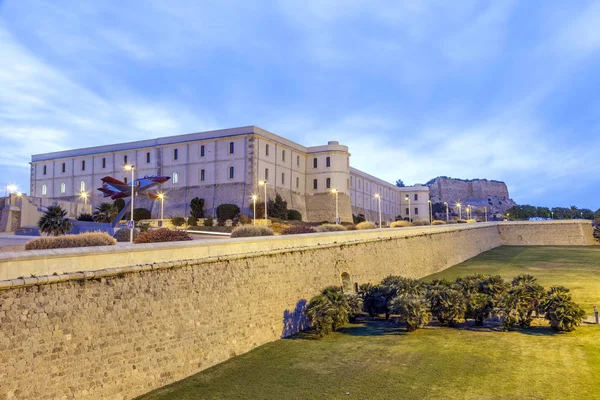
457 219 467 223
306 286 363 338
113 198 126 212
496 275 545 329
287 209 302 221
353 214 366 224
346 224 357 230
467 219 477 223
268 194 288 220
93 203 118 223
76 213 94 222
114 227 140 242
391 294 431 332
281 225 315 235
203 216 214 227
216 204 240 222
432 220 446 225
190 197 205 219
445 220 458 224
187 216 198 226
427 286 466 327
356 221 376 230
134 228 192 244
171 216 186 227
359 284 388 317
38 205 72 236
315 224 346 232
124 208 151 222
412 221 430 226
541 287 586 332
137 223 151 232
390 220 412 228
231 225 274 238
25 232 116 250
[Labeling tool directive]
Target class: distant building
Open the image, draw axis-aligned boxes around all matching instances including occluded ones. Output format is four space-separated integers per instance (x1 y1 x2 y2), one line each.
30 126 429 223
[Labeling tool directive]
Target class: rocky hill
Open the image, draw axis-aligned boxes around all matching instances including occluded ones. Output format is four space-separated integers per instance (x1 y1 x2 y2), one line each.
426 177 517 217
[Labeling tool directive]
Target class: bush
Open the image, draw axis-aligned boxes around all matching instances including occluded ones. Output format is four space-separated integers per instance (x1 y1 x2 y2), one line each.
306 286 363 338
76 213 94 222
187 216 198 226
346 224 357 230
391 294 431 332
412 221 430 226
203 216 214 227
113 198 126 212
359 284 388 317
134 228 192 244
353 214 366 224
114 227 140 242
432 220 446 225
457 219 467 223
38 205 72 236
356 221 376 230
124 208 151 222
427 286 466 327
216 204 240 222
541 287 586 332
267 194 288 220
230 225 274 238
390 220 412 228
287 209 302 221
93 203 118 223
281 225 315 235
467 219 477 223
171 216 186 227
445 220 458 224
190 197 205 219
25 232 116 250
315 224 346 232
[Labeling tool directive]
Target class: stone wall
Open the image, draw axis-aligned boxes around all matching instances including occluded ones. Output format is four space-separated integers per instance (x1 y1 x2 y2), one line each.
498 220 597 246
0 221 595 399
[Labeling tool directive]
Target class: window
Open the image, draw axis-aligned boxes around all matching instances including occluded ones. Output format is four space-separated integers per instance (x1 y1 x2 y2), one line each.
172 172 179 184
229 142 234 154
313 158 317 168
266 144 270 156
41 184 47 196
282 150 286 162
313 179 318 190
124 177 127 184
80 181 85 192
60 183 66 194
102 158 106 168
265 168 269 181
414 194 418 201
406 208 409 215
200 145 205 157
347 179 350 188
124 155 128 165
81 160 85 171
43 165 47 175
296 176 299 188
174 148 178 160
146 152 151 163
200 169 205 182
296 155 300 166
326 178 331 189
229 166 234 179
326 156 331 167
415 207 419 215
62 163 65 173
281 173 285 185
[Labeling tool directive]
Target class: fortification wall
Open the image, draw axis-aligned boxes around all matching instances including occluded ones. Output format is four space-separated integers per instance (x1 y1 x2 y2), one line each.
498 220 597 246
0 221 594 399
428 177 510 203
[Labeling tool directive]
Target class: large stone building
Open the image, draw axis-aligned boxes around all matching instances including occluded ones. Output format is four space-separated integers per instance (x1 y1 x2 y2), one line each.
29 126 429 223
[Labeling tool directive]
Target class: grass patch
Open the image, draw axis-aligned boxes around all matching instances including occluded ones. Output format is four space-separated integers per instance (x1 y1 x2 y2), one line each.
137 246 600 400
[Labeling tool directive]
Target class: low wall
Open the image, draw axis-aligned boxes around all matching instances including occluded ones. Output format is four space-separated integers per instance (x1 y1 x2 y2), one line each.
498 220 597 246
0 221 595 399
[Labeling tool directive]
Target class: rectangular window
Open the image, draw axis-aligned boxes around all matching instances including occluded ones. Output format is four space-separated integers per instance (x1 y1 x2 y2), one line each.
313 158 317 168
266 144 270 156
281 173 285 185
265 168 269 181
124 177 128 184
229 166 234 179
146 152 151 163
124 155 128 165
415 208 419 215
414 194 418 201
296 176 299 188
313 179 318 190
282 150 286 162
406 208 409 215
81 160 85 171
326 178 331 189
296 155 300 166
60 183 65 194
347 179 350 188
62 163 65 173
41 184 47 196
172 172 179 184
102 158 106 168
229 142 234 154
326 157 331 167
200 145 205 157
43 165 47 175
200 169 205 181
174 148 178 160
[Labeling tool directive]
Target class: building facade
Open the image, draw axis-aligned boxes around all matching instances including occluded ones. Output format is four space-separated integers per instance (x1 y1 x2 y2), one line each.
30 126 429 224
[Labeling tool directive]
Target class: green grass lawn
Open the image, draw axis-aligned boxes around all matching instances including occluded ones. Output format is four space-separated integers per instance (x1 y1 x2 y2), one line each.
138 246 600 400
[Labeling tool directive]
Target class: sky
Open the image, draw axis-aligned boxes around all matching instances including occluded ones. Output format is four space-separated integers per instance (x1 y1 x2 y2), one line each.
0 0 599 210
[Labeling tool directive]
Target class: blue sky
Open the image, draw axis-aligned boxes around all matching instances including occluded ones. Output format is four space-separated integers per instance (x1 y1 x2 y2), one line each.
0 0 598 209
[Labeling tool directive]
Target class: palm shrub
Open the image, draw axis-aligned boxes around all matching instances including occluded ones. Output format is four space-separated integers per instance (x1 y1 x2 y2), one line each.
93 203 118 223
511 274 545 325
76 213 94 222
427 285 466 326
38 205 72 236
391 294 430 332
456 274 493 325
541 287 586 332
358 283 388 317
305 286 362 337
305 295 335 337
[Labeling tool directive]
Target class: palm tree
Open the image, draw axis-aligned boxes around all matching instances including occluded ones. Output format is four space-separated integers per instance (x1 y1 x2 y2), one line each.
93 203 118 223
38 205 72 236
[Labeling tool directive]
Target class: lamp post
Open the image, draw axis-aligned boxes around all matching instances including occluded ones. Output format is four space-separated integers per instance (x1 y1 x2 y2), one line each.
80 191 88 204
467 205 471 220
374 193 382 229
157 193 165 220
331 188 339 224
457 203 462 220
252 194 258 225
405 195 411 221
258 180 268 222
428 200 432 224
124 164 135 243
444 201 449 221
551 211 554 220
484 206 488 222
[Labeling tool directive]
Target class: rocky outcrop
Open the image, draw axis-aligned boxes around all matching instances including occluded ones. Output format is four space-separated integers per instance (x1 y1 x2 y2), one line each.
427 177 517 217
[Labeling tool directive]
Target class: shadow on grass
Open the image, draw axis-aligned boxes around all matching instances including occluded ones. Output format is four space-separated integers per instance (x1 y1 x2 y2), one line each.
447 319 559 336
337 319 407 337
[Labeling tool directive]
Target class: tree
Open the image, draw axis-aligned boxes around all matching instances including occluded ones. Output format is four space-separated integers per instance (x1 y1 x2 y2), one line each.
38 205 72 236
427 285 466 327
190 197 205 219
216 204 240 222
541 287 585 332
114 198 126 213
267 194 288 220
391 294 430 332
395 179 405 187
305 286 362 337
93 203 118 223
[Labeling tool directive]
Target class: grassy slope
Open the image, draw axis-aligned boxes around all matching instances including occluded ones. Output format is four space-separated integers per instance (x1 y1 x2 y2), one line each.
138 246 600 400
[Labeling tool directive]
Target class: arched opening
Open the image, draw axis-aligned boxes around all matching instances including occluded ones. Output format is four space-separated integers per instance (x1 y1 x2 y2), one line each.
341 272 352 293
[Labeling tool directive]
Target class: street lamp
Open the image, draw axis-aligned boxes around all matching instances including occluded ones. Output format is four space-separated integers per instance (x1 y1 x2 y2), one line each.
157 192 165 220
331 188 339 224
80 191 88 204
444 201 449 221
252 194 258 225
405 194 411 222
258 180 268 221
457 203 462 220
124 164 135 243
428 200 432 224
484 206 488 222
467 205 471 220
374 193 382 229
551 211 554 220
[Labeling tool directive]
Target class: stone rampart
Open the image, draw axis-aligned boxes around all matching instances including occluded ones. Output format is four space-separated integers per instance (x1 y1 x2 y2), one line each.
0 221 595 399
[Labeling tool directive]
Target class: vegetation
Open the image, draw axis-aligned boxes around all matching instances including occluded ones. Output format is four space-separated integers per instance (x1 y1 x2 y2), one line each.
542 286 586 332
267 194 288 220
170 216 186 227
395 179 405 187
230 225 274 238
505 204 595 220
353 213 366 224
281 225 316 235
113 227 140 242
216 204 240 222
76 213 94 222
124 208 151 222
38 205 72 236
93 203 118 223
432 220 446 225
286 209 302 221
305 286 362 337
187 216 198 226
314 224 346 232
25 232 116 250
203 216 214 227
190 197 205 219
356 221 376 230
113 198 125 213
391 294 430 331
134 228 192 244
390 220 412 228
